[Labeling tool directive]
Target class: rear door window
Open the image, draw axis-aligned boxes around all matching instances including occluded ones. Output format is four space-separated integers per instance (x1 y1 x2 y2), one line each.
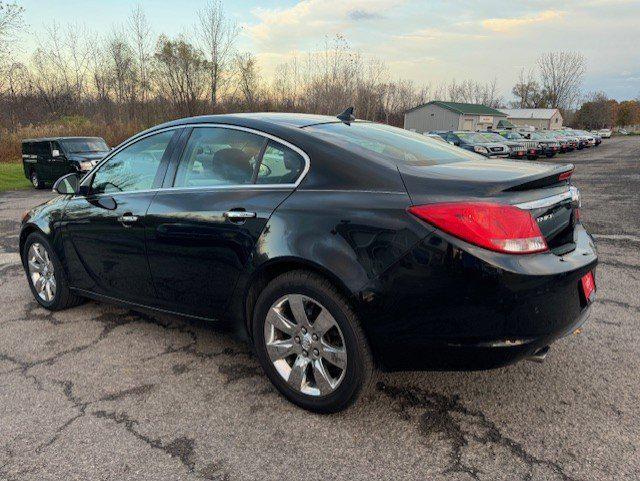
256 141 304 184
173 127 266 188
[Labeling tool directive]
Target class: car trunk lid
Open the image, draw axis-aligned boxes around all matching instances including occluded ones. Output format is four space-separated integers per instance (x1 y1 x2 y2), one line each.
398 158 578 254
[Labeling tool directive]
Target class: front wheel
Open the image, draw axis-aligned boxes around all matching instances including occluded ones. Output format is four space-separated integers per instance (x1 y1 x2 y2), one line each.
23 232 84 310
252 270 374 413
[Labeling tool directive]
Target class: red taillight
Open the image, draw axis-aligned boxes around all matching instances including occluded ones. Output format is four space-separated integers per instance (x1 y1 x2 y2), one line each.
558 170 573 181
408 202 548 254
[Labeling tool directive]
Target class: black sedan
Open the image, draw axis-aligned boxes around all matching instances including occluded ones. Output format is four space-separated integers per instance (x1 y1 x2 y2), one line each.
19 113 598 413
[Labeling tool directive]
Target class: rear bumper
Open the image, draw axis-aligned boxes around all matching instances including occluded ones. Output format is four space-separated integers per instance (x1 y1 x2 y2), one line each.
358 224 598 371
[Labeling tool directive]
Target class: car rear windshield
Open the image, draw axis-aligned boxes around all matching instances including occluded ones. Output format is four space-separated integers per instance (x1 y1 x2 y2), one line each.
306 122 478 166
61 138 109 154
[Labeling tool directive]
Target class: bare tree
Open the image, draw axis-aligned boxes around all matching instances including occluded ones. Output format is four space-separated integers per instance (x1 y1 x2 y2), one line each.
106 29 137 118
128 4 152 110
197 0 238 109
537 51 586 109
0 1 23 59
233 52 260 109
154 35 210 116
511 68 539 108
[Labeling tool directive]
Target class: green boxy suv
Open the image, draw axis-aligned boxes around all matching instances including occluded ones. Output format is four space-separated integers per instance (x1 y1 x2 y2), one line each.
22 137 109 189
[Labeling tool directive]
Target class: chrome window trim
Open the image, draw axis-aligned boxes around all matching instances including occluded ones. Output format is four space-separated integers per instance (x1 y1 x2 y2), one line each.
514 186 579 210
81 123 311 194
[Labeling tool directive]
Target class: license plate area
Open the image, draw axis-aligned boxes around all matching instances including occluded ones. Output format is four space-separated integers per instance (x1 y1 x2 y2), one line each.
580 271 596 305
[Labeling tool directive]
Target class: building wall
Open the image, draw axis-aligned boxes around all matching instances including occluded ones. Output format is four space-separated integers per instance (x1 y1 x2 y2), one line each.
404 104 460 132
404 104 508 132
507 117 550 130
507 111 563 130
549 110 563 129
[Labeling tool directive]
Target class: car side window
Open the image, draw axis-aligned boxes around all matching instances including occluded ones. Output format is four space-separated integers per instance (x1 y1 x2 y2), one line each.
91 130 174 195
35 142 51 158
173 127 266 188
256 141 304 184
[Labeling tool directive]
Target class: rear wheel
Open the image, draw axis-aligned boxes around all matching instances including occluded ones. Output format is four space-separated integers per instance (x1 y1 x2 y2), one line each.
30 171 45 189
23 232 84 310
252 270 374 413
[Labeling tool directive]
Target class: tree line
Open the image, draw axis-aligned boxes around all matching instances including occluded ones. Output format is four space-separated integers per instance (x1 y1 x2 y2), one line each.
0 0 634 161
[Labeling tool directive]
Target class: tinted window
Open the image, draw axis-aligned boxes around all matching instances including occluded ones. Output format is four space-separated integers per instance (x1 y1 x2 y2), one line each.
174 127 265 188
91 130 173 195
307 123 477 166
256 141 304 184
61 138 109 153
34 142 51 157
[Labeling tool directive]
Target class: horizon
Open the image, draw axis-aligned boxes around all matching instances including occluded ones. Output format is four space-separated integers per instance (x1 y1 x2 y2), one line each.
12 0 640 102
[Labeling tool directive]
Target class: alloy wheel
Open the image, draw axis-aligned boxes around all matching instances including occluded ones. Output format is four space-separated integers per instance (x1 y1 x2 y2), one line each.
27 243 56 302
31 173 39 187
263 294 347 396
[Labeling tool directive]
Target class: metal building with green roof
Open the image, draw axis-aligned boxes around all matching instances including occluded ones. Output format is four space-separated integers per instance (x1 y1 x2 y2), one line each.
404 101 508 133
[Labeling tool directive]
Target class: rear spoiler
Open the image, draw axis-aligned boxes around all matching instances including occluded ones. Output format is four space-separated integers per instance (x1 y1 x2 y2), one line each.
504 165 574 192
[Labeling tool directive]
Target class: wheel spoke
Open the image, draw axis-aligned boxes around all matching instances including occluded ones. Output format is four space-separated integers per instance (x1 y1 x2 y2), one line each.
44 281 53 301
32 245 46 264
288 294 308 326
48 276 56 293
287 355 309 391
312 359 334 395
265 307 295 335
33 276 45 294
28 259 43 273
321 343 347 370
313 308 336 337
266 339 295 360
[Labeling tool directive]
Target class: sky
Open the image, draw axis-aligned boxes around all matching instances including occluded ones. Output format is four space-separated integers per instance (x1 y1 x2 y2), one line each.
15 0 640 101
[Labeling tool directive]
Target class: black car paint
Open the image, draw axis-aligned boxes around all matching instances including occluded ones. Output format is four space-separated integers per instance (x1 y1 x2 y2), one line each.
20 114 598 371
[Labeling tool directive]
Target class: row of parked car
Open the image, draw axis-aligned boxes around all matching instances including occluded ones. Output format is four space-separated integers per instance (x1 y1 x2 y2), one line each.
428 128 607 160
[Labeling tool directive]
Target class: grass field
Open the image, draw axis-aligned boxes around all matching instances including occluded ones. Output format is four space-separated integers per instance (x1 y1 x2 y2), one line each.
0 163 31 192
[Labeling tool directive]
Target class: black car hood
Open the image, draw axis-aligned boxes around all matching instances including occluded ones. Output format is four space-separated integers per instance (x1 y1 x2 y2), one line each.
398 158 574 200
67 152 108 162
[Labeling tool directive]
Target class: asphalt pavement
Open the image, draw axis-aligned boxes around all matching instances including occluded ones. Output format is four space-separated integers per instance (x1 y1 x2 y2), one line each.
1 136 638 480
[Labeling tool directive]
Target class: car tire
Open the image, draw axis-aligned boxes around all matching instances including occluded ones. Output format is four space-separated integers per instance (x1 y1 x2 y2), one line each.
30 171 45 189
22 232 84 311
252 270 374 413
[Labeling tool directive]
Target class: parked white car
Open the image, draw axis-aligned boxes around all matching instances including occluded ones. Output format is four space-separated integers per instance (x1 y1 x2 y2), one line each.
598 129 612 138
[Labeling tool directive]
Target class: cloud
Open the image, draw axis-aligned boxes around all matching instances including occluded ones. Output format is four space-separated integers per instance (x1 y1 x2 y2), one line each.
245 0 400 50
347 9 383 21
482 10 564 33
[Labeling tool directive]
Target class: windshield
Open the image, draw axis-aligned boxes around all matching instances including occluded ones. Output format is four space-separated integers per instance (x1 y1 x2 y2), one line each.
456 132 491 143
528 132 544 140
480 132 508 143
61 138 109 154
306 122 479 166
500 131 523 140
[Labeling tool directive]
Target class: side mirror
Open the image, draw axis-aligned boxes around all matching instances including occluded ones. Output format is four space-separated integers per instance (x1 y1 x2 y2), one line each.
53 173 80 195
51 149 61 158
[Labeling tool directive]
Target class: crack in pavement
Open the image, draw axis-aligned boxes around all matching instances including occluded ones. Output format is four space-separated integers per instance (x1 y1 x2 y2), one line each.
377 382 577 481
92 410 228 480
596 298 640 314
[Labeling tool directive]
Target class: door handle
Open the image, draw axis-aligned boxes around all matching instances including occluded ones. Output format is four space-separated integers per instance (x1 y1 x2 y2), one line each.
117 214 139 226
223 210 256 222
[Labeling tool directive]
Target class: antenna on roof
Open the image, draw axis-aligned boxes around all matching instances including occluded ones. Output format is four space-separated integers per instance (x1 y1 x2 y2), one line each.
337 107 355 123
